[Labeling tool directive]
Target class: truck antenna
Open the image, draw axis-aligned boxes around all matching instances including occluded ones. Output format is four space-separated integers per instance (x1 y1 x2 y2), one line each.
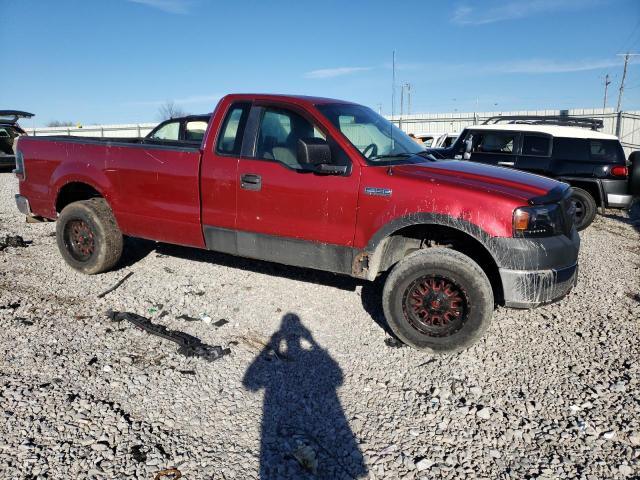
391 50 396 150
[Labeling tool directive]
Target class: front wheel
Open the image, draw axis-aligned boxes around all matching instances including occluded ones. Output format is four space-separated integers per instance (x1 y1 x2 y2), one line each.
56 198 123 274
382 248 494 352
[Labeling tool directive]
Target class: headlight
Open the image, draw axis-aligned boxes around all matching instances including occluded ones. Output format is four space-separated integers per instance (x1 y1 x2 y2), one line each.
513 204 563 237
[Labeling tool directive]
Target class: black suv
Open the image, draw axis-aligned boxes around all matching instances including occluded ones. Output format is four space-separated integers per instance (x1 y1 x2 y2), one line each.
425 116 640 230
0 111 33 170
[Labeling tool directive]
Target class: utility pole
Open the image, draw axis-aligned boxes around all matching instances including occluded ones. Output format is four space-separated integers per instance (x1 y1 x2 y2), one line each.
616 53 639 112
399 83 411 130
603 74 611 112
399 83 404 129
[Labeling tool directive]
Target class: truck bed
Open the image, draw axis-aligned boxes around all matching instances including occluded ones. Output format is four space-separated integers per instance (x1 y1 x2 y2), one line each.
24 135 200 151
17 134 205 247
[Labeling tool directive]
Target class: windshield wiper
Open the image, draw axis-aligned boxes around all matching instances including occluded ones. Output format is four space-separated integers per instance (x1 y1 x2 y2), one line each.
369 153 414 161
416 151 438 161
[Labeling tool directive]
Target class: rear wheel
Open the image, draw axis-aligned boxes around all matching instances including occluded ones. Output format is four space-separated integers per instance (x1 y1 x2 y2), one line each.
56 198 123 274
382 248 493 352
570 187 597 231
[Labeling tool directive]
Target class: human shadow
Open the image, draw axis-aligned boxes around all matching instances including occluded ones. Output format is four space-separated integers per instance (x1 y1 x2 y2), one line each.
242 314 368 479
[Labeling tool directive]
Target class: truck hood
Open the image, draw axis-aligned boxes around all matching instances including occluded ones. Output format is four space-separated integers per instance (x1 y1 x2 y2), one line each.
391 160 562 203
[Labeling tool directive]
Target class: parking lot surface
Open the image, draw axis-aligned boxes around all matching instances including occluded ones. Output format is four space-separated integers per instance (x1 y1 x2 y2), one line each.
1 171 639 479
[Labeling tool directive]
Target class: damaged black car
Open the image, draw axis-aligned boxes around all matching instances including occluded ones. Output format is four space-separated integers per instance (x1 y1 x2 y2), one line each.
0 110 33 170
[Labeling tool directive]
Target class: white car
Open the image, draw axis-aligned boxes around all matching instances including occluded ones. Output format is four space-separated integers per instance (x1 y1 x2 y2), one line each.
415 132 459 148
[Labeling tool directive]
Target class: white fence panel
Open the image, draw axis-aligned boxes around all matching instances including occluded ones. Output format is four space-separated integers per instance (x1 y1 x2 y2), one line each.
26 108 640 155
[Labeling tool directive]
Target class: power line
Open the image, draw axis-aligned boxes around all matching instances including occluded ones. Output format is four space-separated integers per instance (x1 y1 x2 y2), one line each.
615 19 640 54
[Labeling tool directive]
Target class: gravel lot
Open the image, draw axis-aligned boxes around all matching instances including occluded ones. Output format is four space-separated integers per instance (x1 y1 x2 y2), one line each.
1 170 639 479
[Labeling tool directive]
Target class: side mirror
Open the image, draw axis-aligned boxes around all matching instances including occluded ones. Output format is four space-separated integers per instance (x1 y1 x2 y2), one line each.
297 137 331 166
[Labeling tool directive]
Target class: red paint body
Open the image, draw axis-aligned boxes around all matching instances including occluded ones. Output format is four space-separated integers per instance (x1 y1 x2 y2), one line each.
17 94 560 253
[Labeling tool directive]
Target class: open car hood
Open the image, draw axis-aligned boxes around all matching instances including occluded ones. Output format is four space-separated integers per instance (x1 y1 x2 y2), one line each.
0 110 34 124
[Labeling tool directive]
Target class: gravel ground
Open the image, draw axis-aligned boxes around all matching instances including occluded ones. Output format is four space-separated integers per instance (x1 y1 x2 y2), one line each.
1 170 639 480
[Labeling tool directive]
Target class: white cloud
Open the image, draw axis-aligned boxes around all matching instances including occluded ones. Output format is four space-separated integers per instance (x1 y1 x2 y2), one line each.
124 94 220 107
127 0 193 14
452 0 604 25
416 57 628 76
491 58 623 74
304 67 372 79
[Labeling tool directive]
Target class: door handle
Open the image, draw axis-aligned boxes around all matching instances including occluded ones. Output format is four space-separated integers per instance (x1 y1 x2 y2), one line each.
497 161 515 166
241 173 261 191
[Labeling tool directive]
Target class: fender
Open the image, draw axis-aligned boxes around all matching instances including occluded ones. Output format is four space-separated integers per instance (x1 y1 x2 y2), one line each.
356 212 499 280
50 163 115 217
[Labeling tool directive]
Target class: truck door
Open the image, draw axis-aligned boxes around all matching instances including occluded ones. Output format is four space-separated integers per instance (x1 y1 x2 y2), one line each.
467 130 519 168
232 104 360 273
200 101 252 235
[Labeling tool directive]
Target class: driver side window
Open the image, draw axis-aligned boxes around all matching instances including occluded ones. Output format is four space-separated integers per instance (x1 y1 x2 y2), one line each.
255 108 325 170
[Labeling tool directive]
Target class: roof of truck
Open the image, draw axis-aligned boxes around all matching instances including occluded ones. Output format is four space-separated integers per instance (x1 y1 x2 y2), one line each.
466 123 618 140
225 93 355 106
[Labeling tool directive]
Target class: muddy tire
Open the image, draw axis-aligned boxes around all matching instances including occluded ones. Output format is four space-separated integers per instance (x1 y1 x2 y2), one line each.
382 248 493 352
570 187 597 231
56 198 123 274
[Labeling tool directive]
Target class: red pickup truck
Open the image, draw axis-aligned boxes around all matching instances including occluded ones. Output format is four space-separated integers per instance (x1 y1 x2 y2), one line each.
14 94 579 351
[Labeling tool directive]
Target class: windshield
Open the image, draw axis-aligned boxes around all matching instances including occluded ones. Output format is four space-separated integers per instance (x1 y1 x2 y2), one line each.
316 103 427 164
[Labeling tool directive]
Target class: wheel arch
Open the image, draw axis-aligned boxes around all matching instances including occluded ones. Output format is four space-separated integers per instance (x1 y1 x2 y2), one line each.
359 214 504 304
558 177 604 207
55 181 108 213
50 160 117 216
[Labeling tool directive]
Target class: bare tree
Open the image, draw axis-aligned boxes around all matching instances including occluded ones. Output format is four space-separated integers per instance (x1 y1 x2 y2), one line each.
158 101 187 120
46 120 74 127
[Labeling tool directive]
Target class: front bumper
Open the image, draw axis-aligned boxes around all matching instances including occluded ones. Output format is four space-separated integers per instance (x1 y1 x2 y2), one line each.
500 263 578 308
491 228 580 308
15 194 32 216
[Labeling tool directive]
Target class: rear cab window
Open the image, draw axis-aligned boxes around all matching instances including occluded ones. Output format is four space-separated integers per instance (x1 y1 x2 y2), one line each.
216 103 251 155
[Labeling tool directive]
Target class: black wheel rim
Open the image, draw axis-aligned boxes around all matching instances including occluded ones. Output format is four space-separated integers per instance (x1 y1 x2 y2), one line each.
402 275 469 337
64 219 96 262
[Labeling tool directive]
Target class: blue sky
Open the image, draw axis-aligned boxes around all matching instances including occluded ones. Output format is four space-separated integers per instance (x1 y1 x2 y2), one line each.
1 0 639 126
